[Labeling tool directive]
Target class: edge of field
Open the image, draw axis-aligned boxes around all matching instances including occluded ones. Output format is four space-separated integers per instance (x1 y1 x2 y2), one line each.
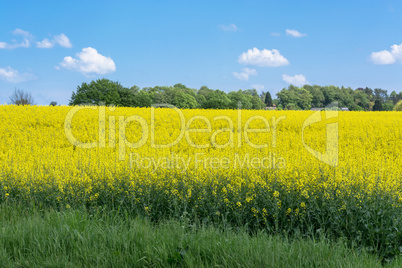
0 204 400 267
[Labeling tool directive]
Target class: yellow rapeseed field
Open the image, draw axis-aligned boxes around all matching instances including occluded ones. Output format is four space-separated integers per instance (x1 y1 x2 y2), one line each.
1 105 402 251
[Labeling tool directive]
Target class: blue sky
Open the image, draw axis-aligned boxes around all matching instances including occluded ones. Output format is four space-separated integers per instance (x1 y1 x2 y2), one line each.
0 0 401 105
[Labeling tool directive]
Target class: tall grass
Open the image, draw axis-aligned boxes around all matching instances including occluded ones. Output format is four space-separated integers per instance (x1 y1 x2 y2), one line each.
3 173 401 260
0 204 399 267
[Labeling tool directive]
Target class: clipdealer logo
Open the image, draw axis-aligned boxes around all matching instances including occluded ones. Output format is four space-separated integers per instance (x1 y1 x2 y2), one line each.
64 102 339 166
64 103 286 161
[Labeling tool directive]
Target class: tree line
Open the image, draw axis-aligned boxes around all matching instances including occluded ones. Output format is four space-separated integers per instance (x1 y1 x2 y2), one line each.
69 79 402 111
8 78 402 111
69 79 267 109
276 84 402 111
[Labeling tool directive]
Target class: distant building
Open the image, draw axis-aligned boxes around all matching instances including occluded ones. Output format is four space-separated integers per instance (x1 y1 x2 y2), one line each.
265 104 276 110
311 107 350 111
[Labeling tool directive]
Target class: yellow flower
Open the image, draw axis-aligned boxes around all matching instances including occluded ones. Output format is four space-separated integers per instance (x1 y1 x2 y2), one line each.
0 105 401 230
262 208 268 216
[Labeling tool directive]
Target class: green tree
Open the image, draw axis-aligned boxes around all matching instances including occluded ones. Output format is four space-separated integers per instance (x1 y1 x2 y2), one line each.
198 86 213 99
135 91 152 107
69 79 124 106
127 85 152 107
202 90 231 109
335 86 354 109
243 89 259 97
321 86 336 106
390 91 402 105
277 87 297 109
119 87 137 107
228 90 253 109
304 85 324 108
374 88 388 103
383 100 394 111
130 85 140 94
390 91 398 104
142 86 171 104
173 92 198 109
353 90 370 111
277 85 312 110
251 95 266 109
394 100 402 111
173 83 187 89
372 99 383 111
264 91 273 106
195 94 206 108
362 87 374 102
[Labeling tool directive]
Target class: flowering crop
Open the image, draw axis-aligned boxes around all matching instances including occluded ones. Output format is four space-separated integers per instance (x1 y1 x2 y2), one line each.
1 105 401 257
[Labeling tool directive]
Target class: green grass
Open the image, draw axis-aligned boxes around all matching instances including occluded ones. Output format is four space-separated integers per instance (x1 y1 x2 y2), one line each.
3 172 402 259
0 204 399 267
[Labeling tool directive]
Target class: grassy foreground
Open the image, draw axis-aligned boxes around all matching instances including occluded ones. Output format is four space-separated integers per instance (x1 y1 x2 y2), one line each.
0 204 399 267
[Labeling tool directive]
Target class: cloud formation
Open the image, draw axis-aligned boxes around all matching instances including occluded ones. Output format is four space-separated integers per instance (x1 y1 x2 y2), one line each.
233 68 257 81
58 47 116 76
286 29 307 38
0 29 72 49
282 74 308 86
0 29 32 49
238 48 289 67
37 33 72 48
0 66 36 83
36 38 53 48
218 24 238 32
370 43 402 65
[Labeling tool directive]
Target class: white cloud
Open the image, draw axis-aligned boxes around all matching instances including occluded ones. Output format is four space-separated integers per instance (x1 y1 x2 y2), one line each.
36 38 53 48
53 34 72 48
58 47 116 76
371 43 402 65
251 84 265 91
0 29 71 49
37 33 72 48
390 44 402 59
238 48 289 67
282 74 309 86
12 29 34 40
370 50 395 65
233 68 257 81
0 28 32 49
286 29 307 38
0 66 36 83
218 24 238 32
